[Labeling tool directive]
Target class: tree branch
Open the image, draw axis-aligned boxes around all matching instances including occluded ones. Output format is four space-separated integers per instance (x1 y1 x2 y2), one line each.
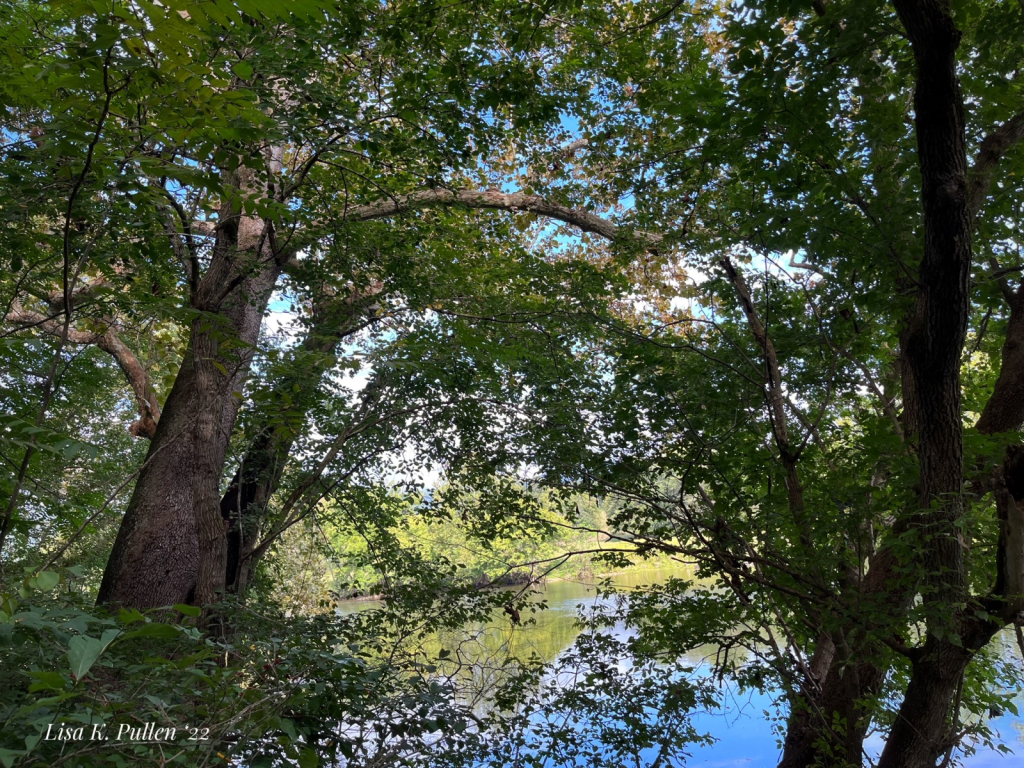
720 258 792 453
968 109 1024 217
5 304 160 439
720 257 820 569
338 188 662 246
989 457 1024 621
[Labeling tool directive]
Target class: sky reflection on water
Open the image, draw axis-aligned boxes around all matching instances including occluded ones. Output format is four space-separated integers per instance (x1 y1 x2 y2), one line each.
338 569 1024 766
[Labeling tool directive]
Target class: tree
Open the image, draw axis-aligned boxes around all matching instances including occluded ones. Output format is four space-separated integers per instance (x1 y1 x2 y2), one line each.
0 0 606 607
4 0 1024 765
508 1 1024 765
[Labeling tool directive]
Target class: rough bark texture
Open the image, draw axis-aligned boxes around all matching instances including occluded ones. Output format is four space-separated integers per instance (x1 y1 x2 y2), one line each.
778 2 1024 764
877 2 974 766
95 264 280 608
190 321 230 609
95 348 203 607
97 162 282 608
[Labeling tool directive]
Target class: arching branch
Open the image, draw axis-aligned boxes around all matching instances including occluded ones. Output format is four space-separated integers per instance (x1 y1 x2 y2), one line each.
339 188 661 246
5 303 161 439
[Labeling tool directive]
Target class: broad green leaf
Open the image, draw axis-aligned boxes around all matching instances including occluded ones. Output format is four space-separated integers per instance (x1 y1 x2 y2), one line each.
26 572 59 592
67 629 120 680
27 671 66 692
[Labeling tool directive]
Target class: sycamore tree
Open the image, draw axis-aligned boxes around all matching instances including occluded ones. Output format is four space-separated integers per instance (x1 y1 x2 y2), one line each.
0 0 621 610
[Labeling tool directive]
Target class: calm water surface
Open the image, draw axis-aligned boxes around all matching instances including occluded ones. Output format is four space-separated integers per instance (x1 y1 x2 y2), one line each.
338 570 1024 766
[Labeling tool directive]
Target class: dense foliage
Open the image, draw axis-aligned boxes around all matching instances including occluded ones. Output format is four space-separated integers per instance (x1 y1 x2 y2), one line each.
3 0 1024 767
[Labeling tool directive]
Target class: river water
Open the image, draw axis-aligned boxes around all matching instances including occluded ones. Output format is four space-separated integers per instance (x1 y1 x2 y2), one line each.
338 569 1024 766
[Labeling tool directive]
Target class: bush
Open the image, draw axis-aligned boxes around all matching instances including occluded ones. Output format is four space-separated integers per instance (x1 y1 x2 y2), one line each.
0 571 479 768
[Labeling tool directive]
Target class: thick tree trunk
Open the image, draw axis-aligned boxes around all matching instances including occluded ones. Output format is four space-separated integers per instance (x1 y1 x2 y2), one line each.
98 156 283 608
779 316 925 768
190 319 230 609
880 646 970 768
778 540 918 768
877 1 975 765
779 653 886 768
96 346 203 607
96 263 279 608
787 97 1024 758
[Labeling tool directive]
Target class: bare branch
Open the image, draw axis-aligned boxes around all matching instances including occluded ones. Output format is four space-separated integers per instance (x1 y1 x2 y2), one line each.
339 188 662 247
721 258 822 574
720 258 792 452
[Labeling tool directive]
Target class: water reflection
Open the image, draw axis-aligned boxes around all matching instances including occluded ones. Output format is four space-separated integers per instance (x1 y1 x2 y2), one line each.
336 568 1023 766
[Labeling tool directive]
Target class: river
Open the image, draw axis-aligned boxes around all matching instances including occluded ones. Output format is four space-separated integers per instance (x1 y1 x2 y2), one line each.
337 569 1024 766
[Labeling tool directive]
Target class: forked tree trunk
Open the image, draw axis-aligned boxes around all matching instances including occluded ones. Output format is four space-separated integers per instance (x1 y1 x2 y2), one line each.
98 160 283 609
96 263 280 608
777 543 916 768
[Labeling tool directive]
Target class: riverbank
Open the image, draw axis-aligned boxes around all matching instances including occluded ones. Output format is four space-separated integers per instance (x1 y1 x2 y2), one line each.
331 557 693 603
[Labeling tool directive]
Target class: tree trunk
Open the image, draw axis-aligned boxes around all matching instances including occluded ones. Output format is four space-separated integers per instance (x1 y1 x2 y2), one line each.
96 345 203 607
877 0 975 764
779 645 885 768
220 284 381 592
778 541 917 768
976 290 1024 433
98 158 283 608
96 264 279 608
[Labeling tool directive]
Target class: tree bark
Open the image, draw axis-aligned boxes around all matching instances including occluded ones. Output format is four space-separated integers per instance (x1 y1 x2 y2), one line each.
779 644 887 768
97 161 282 608
95 264 280 608
876 1 975 765
780 1 1004 762
95 344 204 607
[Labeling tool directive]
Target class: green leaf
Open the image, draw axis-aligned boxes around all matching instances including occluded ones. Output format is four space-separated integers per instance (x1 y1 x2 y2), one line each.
173 604 201 618
67 629 120 680
298 747 319 768
233 59 254 80
27 671 66 692
118 608 146 625
24 732 41 753
27 571 60 592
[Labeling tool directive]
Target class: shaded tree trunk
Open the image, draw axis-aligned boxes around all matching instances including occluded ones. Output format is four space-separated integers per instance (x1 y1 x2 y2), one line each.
780 0 991 759
876 1 975 765
220 284 381 593
98 162 283 609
